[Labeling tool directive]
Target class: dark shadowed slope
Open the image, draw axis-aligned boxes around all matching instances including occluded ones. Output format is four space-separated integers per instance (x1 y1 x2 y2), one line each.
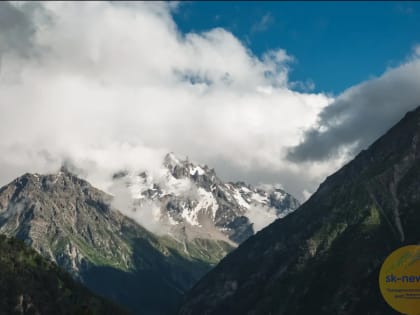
179 106 420 315
0 235 130 315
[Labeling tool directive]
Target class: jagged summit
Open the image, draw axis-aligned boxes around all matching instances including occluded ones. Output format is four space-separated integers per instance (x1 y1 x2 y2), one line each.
112 153 300 244
162 152 212 179
163 152 182 168
59 165 74 175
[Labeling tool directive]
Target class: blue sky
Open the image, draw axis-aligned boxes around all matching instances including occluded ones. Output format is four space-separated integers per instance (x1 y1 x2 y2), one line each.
173 1 420 94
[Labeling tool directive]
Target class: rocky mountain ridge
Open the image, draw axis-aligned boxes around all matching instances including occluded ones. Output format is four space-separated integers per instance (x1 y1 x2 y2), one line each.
0 167 231 314
178 107 420 315
0 155 298 314
112 153 300 244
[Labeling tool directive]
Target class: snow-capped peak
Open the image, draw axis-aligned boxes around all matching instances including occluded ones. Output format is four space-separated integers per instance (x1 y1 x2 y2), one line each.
163 152 182 170
110 153 300 244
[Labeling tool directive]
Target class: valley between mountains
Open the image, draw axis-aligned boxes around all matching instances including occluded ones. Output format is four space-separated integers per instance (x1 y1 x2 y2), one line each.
2 106 420 315
0 153 299 315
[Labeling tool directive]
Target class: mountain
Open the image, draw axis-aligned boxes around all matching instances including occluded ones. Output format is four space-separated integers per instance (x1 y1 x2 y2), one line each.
178 107 420 315
112 153 300 244
0 168 232 315
0 153 298 314
0 234 129 315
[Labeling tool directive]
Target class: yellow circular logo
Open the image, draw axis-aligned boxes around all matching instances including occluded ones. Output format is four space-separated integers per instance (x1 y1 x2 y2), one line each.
379 245 420 315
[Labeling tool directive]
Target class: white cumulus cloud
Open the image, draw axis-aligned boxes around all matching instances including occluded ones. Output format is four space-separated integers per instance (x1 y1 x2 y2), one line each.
0 1 333 201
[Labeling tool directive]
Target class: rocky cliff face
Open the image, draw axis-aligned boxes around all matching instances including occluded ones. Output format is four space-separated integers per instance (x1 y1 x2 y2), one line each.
178 107 420 315
0 168 231 315
112 153 300 244
0 168 132 273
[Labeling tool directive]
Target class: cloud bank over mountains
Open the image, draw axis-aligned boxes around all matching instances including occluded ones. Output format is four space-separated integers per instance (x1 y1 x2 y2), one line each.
288 48 420 163
0 2 419 201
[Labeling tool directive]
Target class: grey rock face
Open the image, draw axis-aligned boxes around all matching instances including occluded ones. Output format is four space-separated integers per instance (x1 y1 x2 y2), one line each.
0 169 131 274
114 153 300 244
0 168 232 314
